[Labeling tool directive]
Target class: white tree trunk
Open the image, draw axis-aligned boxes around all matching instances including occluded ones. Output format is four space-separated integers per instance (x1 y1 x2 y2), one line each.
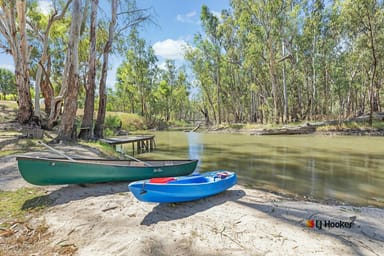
56 0 82 142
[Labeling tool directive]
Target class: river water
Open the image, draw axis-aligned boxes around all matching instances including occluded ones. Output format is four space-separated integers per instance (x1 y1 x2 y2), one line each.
124 131 384 207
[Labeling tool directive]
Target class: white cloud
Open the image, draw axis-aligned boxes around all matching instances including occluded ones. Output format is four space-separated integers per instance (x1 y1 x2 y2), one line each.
209 11 223 23
153 39 188 60
176 11 197 23
158 62 168 71
211 11 222 19
0 64 15 71
37 0 53 15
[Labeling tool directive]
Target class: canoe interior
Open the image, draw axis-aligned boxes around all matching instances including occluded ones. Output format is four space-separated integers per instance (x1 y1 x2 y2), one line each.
16 157 196 167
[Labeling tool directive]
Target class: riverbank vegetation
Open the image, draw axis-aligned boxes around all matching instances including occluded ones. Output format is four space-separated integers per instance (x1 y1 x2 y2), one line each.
1 0 384 143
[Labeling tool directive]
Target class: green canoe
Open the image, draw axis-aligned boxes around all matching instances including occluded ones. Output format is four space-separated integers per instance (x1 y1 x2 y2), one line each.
16 156 198 186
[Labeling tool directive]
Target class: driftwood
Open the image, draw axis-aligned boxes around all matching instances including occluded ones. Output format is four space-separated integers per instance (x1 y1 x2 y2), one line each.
191 123 201 132
254 125 316 135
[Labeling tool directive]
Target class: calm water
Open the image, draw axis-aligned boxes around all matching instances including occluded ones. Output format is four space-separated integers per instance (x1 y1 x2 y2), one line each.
124 131 384 207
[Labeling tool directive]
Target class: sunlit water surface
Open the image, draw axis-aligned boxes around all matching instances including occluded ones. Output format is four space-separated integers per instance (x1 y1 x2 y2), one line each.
123 131 384 207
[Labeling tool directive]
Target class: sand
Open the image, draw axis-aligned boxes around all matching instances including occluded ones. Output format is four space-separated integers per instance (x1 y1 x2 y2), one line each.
1 145 383 256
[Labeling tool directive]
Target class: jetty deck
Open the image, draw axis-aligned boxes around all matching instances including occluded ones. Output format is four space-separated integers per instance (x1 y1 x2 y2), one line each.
100 135 156 155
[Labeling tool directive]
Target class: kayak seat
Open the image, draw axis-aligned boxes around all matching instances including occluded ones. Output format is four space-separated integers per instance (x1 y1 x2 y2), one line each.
168 176 209 184
215 171 230 180
149 177 176 183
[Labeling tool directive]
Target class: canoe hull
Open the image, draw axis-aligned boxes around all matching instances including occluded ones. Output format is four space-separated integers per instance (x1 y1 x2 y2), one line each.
16 157 198 186
129 171 237 203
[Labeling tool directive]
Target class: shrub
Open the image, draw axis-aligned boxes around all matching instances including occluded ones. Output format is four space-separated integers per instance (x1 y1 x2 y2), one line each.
104 112 146 133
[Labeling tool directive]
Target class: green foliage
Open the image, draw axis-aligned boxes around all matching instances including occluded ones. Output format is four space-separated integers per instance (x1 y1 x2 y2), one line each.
105 114 122 130
114 29 158 117
79 141 120 158
104 112 146 134
118 113 147 131
183 0 384 125
0 68 16 98
7 0 384 129
113 31 192 126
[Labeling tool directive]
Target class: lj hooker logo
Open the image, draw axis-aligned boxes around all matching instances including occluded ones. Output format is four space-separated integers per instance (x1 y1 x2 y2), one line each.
306 217 356 230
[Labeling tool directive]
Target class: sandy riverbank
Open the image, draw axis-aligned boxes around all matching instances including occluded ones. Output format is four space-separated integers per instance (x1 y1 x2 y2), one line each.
1 146 383 256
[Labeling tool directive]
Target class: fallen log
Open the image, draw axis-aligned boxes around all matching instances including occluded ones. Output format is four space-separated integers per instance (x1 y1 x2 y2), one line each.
256 125 316 135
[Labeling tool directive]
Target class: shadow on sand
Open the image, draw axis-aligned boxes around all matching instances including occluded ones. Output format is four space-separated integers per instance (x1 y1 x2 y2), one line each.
140 189 246 226
22 182 130 209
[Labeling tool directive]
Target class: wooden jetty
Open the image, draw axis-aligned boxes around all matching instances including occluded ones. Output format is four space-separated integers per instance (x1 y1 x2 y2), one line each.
100 135 156 155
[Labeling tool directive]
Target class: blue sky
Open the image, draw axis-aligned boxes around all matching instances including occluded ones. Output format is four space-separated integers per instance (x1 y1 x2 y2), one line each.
0 0 231 89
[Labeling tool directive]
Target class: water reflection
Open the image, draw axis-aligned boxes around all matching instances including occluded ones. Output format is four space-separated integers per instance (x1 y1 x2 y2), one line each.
135 132 384 207
187 132 204 170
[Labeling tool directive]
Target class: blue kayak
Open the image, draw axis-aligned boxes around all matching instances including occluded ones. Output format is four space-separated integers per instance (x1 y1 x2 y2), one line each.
128 171 237 203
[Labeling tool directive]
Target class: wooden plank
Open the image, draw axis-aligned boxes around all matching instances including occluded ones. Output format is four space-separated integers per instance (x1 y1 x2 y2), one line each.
99 135 156 155
99 135 155 145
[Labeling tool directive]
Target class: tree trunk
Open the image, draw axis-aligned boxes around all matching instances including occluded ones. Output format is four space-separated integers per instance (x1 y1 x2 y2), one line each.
79 0 98 140
40 56 53 116
0 1 34 124
268 38 278 124
282 40 288 123
55 0 82 142
366 6 377 126
34 0 72 120
94 0 117 138
311 33 317 120
216 54 221 125
16 1 33 123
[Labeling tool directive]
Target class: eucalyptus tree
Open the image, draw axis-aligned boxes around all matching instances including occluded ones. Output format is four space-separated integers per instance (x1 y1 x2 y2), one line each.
116 61 139 112
28 0 72 120
160 60 177 121
339 0 384 125
230 0 285 123
200 5 223 124
0 0 33 124
154 79 171 120
185 35 218 125
56 0 83 142
173 69 191 121
94 0 117 138
78 0 98 140
159 61 191 121
94 0 150 138
115 28 158 120
219 8 248 123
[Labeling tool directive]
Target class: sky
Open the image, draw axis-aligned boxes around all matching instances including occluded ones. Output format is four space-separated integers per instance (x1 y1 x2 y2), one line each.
0 0 231 89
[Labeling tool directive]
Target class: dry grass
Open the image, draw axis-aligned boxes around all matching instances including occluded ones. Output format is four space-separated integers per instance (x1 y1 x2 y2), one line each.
0 101 17 123
0 188 77 256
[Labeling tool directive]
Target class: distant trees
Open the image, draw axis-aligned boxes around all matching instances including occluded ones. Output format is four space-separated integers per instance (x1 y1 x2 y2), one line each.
0 68 16 99
115 32 192 126
2 0 384 140
186 0 384 125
